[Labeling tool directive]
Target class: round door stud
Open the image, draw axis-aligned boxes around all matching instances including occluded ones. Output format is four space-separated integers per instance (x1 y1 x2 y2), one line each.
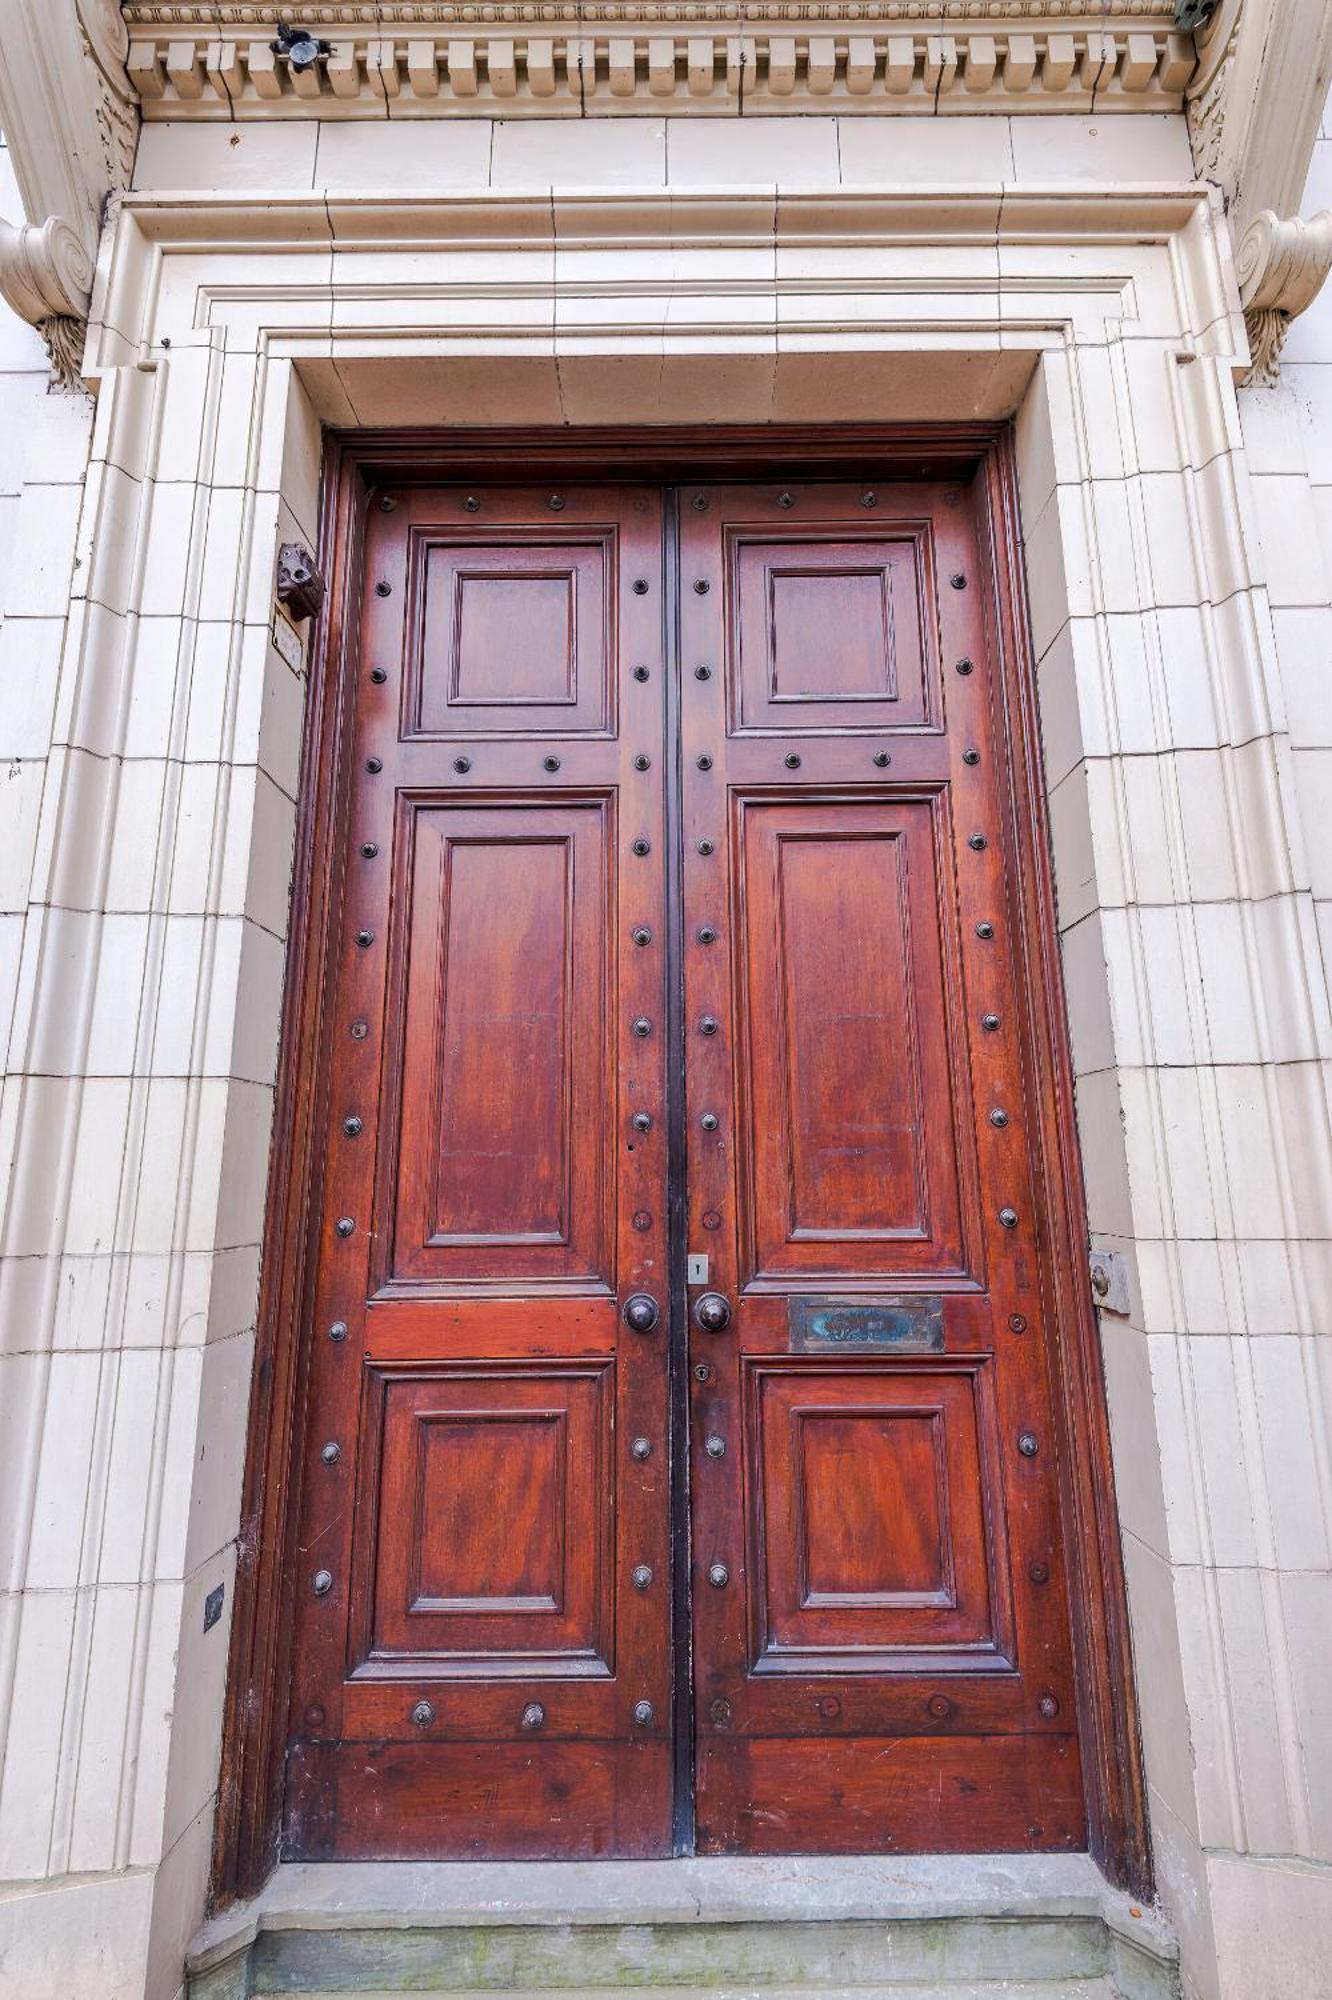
623 1294 660 1334
700 1112 720 1132
312 1569 333 1597
999 1207 1019 1229
699 1015 720 1037
707 1562 730 1589
632 1564 654 1592
320 1440 341 1466
630 1436 653 1461
695 1293 732 1333
1018 1430 1039 1457
631 1111 652 1133
633 1700 655 1726
343 1115 363 1137
411 1700 434 1729
521 1703 546 1730
328 1320 349 1343
705 1434 726 1459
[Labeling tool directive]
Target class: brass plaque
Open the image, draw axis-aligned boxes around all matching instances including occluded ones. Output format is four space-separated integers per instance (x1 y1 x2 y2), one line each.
788 1295 945 1354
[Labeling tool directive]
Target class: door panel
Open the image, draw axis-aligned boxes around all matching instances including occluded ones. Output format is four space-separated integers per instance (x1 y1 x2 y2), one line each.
386 801 613 1289
734 796 977 1285
281 484 673 1860
680 478 1085 1856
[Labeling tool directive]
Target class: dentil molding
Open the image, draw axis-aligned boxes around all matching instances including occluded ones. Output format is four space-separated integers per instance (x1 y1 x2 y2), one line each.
122 4 1198 117
1235 207 1332 385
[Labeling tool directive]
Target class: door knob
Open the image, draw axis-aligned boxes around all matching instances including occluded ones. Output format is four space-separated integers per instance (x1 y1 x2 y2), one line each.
694 1293 732 1333
623 1294 660 1334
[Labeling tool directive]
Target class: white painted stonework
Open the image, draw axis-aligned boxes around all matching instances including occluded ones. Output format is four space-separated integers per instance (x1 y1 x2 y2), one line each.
1 4 1331 1996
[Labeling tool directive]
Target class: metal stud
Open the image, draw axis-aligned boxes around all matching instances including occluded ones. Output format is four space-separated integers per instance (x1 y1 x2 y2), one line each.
701 1112 719 1132
989 1108 1009 1128
698 925 718 945
366 756 383 774
335 1216 355 1238
950 572 967 590
633 1211 652 1231
633 1017 652 1038
692 494 710 511
1028 1559 1049 1584
1038 1694 1061 1719
631 1436 653 1461
633 1700 655 1726
463 495 481 512
694 579 710 595
343 1115 363 1137
861 490 878 508
927 1694 953 1719
1009 1313 1028 1334
778 491 795 509
1018 1430 1039 1458
693 1362 712 1382
549 493 566 511
544 755 561 772
963 748 981 766
695 664 712 681
632 1111 652 1133
379 495 397 512
982 1012 1001 1031
705 1434 726 1458
632 926 652 947
708 1562 730 1589
976 921 995 940
633 579 650 595
999 1207 1019 1229
350 1019 368 1040
698 754 713 770
634 754 651 771
785 753 802 770
521 1703 546 1730
453 757 471 775
873 750 891 768
969 833 988 851
700 1015 720 1036
632 838 651 857
320 1440 341 1465
955 657 974 676
329 1320 348 1342
375 579 392 597
412 1700 435 1728
360 841 379 858
313 1569 333 1596
370 667 388 684
356 929 374 948
632 1564 653 1591
633 664 650 682
698 838 715 856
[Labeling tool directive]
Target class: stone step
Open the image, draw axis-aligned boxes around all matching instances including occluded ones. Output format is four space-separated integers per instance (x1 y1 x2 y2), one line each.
188 1855 1178 2000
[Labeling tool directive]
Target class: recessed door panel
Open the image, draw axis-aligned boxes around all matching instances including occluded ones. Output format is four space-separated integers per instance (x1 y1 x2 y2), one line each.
385 802 613 1291
735 797 977 1287
412 529 614 737
729 525 938 733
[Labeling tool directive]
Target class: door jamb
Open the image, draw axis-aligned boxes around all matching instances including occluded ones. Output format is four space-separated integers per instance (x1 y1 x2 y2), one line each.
212 424 1151 1908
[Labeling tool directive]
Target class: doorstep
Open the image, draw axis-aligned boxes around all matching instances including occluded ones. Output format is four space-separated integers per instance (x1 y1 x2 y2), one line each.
187 1853 1179 1998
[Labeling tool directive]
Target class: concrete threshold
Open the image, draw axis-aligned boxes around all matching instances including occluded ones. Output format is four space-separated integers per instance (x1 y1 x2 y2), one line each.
189 1853 1179 1999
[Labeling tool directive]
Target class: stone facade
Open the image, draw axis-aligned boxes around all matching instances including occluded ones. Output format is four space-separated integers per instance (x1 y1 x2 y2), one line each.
0 6 1330 1997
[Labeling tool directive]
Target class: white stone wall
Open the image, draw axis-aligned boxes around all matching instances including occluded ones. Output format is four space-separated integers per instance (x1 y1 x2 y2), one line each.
0 98 1328 2000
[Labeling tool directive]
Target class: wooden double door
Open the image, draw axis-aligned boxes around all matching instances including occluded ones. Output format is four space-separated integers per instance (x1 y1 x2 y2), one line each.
281 472 1086 1860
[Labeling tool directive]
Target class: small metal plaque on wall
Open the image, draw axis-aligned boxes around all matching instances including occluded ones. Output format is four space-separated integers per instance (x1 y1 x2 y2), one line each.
789 1295 945 1353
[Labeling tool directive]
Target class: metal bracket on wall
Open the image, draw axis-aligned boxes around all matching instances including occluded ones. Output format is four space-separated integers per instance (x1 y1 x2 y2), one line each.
1089 1248 1131 1317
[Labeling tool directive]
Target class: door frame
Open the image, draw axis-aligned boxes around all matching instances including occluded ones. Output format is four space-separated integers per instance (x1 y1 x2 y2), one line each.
213 423 1150 1907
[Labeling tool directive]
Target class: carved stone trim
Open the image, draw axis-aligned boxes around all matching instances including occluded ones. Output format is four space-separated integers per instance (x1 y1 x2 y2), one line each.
121 7 1197 115
0 213 95 387
1235 208 1332 386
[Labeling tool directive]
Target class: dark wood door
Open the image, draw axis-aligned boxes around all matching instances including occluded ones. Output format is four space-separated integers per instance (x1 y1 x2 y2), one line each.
282 484 675 1857
280 472 1087 1861
679 480 1085 1854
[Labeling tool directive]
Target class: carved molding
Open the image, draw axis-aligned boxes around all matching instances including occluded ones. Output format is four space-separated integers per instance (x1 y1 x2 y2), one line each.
1235 207 1332 385
1187 0 1332 228
121 5 1198 115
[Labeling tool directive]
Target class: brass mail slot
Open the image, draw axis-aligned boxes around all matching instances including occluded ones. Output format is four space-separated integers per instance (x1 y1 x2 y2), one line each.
788 1295 945 1353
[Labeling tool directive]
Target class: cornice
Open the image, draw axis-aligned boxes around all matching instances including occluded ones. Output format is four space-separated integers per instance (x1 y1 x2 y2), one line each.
122 4 1197 116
